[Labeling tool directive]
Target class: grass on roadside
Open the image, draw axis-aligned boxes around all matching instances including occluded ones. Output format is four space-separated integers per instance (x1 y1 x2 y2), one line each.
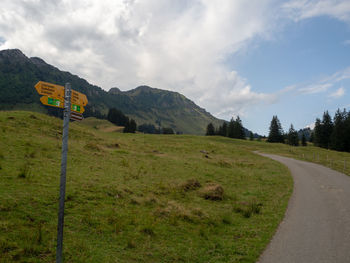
0 111 293 262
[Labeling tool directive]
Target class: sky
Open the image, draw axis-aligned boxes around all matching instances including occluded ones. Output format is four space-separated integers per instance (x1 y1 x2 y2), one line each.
1 0 350 135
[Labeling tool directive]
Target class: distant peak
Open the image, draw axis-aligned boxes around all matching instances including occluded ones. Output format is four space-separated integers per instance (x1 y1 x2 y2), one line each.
108 87 121 94
135 85 153 91
0 48 27 60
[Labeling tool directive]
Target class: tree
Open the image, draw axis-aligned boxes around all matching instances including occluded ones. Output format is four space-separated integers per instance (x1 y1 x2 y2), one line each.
309 132 314 143
227 116 245 139
249 131 254 141
123 119 137 133
107 108 129 126
330 109 346 151
129 119 137 133
287 124 299 146
313 118 322 146
217 122 228 137
227 118 235 138
206 123 215 136
233 116 245 139
321 111 333 149
267 116 284 143
345 111 350 152
138 123 158 134
162 127 174 134
301 133 307 146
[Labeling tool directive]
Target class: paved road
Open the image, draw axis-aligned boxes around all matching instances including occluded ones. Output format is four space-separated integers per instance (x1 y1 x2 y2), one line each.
257 153 350 263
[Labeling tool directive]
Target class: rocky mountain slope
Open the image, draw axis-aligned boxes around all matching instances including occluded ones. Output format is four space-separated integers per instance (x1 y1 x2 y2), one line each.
0 49 225 134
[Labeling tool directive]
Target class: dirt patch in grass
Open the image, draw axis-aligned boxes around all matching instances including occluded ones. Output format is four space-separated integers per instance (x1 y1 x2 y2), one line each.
181 179 201 191
155 201 205 222
199 183 224 200
84 142 102 152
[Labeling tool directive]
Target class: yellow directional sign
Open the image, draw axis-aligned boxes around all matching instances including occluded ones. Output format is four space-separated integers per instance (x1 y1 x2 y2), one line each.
35 81 64 99
35 81 88 106
40 96 64 108
71 90 88 106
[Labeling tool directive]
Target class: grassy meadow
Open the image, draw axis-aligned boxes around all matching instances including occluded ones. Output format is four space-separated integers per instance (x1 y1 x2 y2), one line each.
0 111 295 262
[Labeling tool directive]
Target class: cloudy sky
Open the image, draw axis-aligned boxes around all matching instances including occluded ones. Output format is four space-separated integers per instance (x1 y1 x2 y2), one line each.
1 0 350 134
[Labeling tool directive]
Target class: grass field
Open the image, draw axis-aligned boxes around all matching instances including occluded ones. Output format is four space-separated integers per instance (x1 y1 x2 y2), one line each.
0 111 295 262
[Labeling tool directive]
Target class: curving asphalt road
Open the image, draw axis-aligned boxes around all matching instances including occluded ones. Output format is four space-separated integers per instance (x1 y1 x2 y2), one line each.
257 153 350 263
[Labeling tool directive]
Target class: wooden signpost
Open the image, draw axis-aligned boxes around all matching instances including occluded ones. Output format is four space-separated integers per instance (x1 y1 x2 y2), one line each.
35 81 88 263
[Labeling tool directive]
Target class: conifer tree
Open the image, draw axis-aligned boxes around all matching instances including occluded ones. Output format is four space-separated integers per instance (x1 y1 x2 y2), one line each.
345 111 350 152
301 133 307 146
330 109 346 151
287 124 299 146
321 111 333 149
314 118 322 146
221 122 228 137
249 131 254 141
228 118 235 138
267 116 284 143
206 123 215 136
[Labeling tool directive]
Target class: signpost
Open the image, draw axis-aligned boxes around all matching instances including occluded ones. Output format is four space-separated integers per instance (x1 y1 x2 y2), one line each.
34 81 88 263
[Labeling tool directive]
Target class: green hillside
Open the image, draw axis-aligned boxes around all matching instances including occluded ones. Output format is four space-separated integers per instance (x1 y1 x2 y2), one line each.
0 49 223 134
0 111 292 262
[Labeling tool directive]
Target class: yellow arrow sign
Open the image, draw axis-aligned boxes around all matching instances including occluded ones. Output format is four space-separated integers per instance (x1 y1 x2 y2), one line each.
35 81 64 99
35 81 88 106
40 96 64 108
71 90 88 106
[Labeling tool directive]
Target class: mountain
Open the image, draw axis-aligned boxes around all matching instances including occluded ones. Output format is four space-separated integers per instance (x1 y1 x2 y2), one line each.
0 49 227 134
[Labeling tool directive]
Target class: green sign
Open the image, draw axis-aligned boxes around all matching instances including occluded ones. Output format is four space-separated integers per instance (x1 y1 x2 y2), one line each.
48 97 62 107
72 104 80 112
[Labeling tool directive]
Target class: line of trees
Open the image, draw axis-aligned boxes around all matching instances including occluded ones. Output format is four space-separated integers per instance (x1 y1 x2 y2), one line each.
107 108 137 133
206 116 245 139
313 109 350 152
267 115 307 146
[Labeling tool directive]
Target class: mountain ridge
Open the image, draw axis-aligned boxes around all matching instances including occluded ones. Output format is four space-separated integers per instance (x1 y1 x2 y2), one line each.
0 48 224 134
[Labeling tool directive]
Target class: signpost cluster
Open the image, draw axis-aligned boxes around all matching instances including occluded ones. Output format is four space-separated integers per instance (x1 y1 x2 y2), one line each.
35 81 88 263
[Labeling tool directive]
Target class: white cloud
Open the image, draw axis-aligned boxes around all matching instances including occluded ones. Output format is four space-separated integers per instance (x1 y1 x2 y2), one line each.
305 122 315 129
293 67 350 94
1 0 349 121
343 39 350 46
329 87 345 98
299 83 333 94
283 0 350 23
0 0 279 120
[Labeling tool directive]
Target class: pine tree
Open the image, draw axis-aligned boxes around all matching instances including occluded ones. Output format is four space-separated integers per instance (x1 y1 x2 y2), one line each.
309 132 314 143
129 119 137 133
267 116 284 143
235 116 246 139
221 122 228 137
287 124 299 146
107 108 129 126
249 131 254 141
206 123 215 136
228 118 235 138
313 118 322 146
301 133 307 146
318 111 333 148
345 111 350 152
330 109 346 151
